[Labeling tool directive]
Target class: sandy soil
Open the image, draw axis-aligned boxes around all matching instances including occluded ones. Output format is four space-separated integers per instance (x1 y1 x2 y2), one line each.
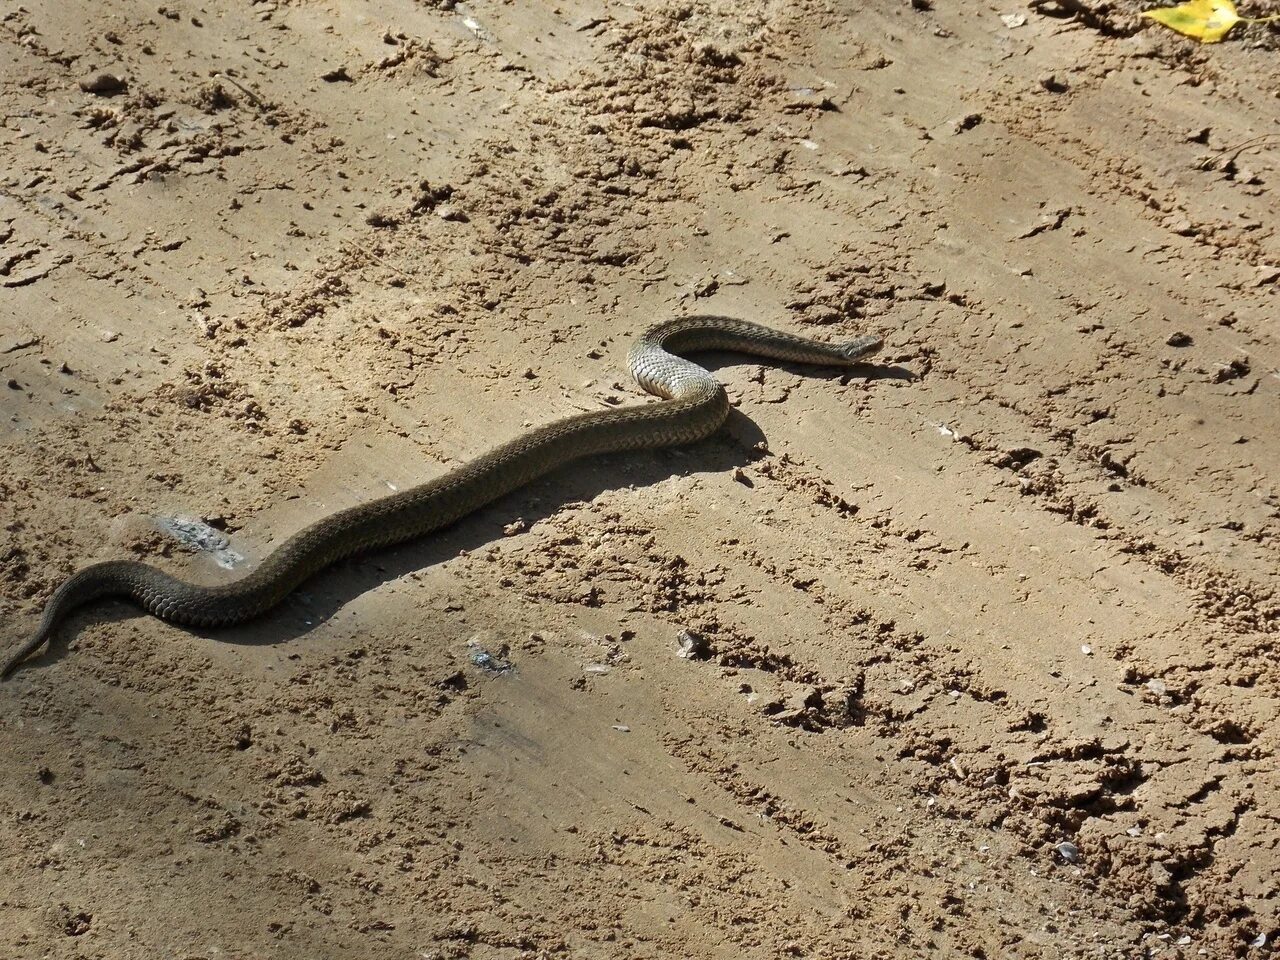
1 1 1278 957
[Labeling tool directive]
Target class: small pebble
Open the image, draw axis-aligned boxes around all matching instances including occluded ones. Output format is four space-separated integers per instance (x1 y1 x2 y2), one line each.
1055 841 1079 863
611 725 630 733
79 72 127 95
1166 331 1193 347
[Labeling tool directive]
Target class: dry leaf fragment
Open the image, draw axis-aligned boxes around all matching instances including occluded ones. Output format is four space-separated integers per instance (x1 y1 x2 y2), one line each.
1143 0 1241 41
1141 0 1278 43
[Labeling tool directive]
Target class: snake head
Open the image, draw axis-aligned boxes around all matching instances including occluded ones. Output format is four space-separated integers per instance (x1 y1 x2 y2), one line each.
839 334 884 362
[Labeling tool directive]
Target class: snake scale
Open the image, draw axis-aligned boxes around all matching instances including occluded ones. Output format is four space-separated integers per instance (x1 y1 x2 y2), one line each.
1 315 882 677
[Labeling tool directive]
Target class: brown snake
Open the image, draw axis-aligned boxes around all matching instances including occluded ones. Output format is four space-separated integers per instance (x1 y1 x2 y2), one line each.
1 315 882 677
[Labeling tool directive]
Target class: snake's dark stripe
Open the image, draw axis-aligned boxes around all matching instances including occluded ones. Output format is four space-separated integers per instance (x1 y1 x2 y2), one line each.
1 315 882 677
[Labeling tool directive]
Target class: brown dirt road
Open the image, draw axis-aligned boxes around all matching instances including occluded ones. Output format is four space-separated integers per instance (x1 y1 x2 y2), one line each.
1 1 1278 957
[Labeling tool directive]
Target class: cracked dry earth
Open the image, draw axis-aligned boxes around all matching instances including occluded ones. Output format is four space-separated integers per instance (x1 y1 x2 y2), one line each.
1 0 1278 958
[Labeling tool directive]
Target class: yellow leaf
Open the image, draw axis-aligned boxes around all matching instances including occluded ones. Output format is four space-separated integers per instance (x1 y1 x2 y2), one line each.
1142 0 1242 42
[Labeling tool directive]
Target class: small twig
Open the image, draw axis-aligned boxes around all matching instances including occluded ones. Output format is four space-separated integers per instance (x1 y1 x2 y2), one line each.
341 240 413 281
1 335 40 354
1197 134 1280 171
213 71 266 109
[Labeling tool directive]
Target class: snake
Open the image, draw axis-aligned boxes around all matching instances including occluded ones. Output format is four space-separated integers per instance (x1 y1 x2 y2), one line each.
1 315 882 677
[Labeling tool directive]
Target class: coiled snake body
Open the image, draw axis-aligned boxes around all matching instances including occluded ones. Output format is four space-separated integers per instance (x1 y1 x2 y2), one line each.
1 315 882 677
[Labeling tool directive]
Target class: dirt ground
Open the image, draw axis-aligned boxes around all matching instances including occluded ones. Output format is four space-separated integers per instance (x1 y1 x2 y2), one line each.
1 0 1278 957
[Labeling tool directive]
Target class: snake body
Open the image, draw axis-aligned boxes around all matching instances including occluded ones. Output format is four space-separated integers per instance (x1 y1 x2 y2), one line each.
1 315 882 677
